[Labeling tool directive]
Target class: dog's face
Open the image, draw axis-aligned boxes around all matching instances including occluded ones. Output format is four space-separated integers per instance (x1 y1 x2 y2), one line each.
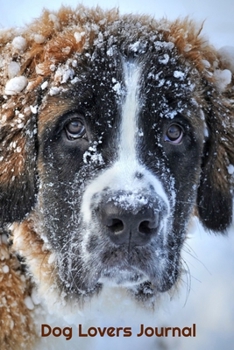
37 48 205 298
1 8 234 305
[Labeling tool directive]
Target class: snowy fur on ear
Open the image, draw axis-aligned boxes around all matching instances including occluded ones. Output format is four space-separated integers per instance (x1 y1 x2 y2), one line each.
0 98 38 224
0 31 40 224
197 46 234 232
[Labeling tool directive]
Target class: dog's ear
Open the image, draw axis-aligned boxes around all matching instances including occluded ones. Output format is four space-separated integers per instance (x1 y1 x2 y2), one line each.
197 61 234 232
0 95 38 225
0 28 45 226
0 9 87 226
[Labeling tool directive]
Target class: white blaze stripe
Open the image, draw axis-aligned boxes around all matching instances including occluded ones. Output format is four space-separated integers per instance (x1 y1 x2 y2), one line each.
116 60 170 209
80 60 170 224
118 60 141 164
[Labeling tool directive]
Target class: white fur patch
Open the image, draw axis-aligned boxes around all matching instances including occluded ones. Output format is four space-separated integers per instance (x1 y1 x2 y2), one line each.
80 60 170 224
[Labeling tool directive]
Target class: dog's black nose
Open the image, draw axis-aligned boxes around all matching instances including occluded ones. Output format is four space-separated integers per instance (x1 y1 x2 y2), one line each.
100 199 160 246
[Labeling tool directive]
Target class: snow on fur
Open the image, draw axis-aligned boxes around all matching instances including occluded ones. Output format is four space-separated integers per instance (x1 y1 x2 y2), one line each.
0 5 234 350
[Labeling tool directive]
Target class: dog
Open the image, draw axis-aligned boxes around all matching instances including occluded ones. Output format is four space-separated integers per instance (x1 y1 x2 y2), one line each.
0 5 234 349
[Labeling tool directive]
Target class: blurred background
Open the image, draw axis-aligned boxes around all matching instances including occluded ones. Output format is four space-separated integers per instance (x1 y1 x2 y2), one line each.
1 1 234 349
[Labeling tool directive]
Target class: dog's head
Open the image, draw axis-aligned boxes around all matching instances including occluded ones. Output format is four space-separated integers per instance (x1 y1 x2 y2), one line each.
1 7 234 304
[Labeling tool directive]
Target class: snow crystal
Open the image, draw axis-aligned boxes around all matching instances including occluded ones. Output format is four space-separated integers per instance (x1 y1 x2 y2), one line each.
184 44 192 52
213 69 232 92
48 253 56 264
8 61 20 78
34 34 46 44
18 113 25 120
30 105 38 114
165 110 178 119
83 143 104 165
41 81 48 90
201 60 211 69
62 46 71 55
98 32 104 42
218 46 234 73
10 141 17 149
12 36 27 52
72 60 78 68
71 77 80 84
157 79 165 87
154 41 174 51
173 71 185 79
2 265 9 274
138 129 144 137
74 31 85 43
49 87 63 96
50 64 56 72
203 126 209 138
200 109 205 120
36 63 46 75
49 14 60 29
113 82 121 95
159 54 169 65
62 69 74 83
55 66 74 84
91 23 99 32
24 296 34 310
1 114 7 123
31 288 41 306
107 47 114 56
83 150 104 165
227 164 234 175
5 76 28 95
129 41 140 52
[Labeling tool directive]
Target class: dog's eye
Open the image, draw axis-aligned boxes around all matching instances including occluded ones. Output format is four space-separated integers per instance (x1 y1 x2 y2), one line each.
164 124 184 144
65 119 86 140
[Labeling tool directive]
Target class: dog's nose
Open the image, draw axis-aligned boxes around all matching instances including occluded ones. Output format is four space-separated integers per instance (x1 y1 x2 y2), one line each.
100 199 159 246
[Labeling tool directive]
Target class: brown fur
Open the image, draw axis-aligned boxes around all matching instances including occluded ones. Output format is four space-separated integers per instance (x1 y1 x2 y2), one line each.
0 236 36 350
1 5 234 349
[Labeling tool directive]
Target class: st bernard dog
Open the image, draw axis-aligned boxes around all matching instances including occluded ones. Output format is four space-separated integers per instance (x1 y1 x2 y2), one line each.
0 5 234 350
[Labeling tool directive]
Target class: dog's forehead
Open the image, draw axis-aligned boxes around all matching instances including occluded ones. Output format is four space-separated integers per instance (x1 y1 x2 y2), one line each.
37 39 199 137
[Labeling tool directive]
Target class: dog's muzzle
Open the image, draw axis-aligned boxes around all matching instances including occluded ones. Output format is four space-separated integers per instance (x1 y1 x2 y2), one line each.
96 190 168 246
